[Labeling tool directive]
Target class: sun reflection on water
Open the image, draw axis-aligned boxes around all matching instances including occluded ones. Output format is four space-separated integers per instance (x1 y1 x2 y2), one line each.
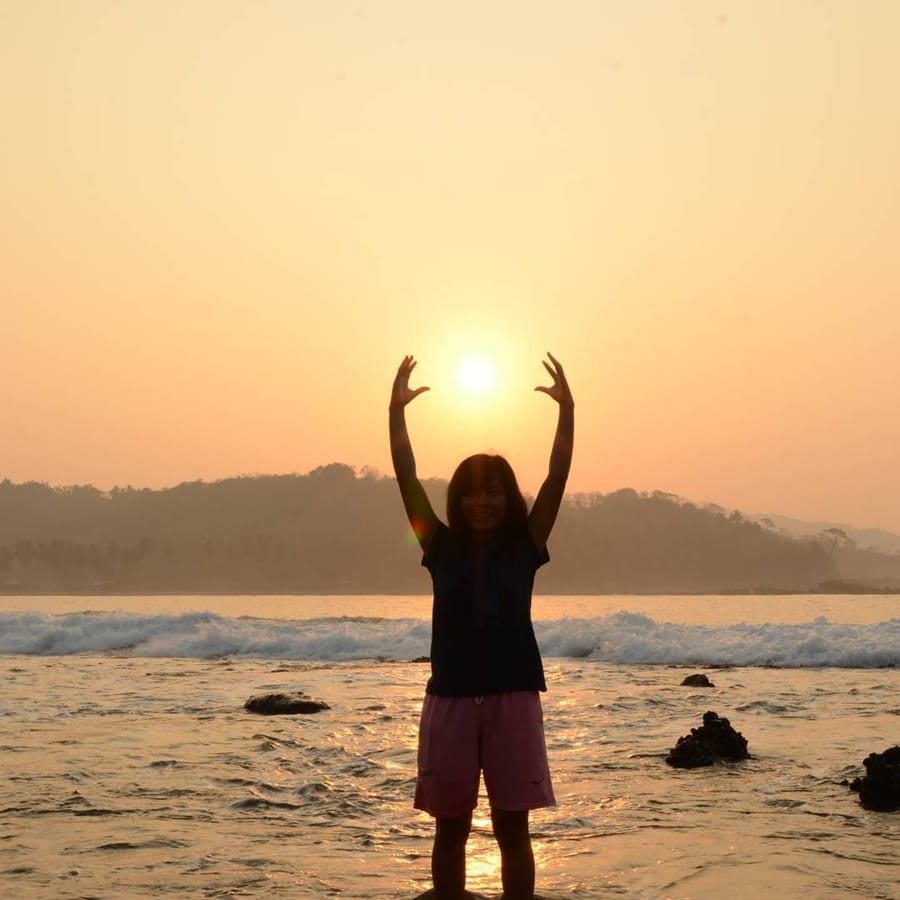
462 809 497 891
457 807 552 894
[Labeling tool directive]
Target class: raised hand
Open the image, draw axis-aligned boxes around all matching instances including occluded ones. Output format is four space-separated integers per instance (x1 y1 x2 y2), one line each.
391 355 430 408
529 352 574 550
535 352 573 407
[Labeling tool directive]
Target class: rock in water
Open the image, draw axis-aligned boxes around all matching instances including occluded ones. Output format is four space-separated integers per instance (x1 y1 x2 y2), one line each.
849 746 900 811
244 692 330 715
666 710 749 768
680 673 715 687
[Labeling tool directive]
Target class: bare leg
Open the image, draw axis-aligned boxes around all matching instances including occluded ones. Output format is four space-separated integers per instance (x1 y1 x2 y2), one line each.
491 808 534 899
432 813 472 899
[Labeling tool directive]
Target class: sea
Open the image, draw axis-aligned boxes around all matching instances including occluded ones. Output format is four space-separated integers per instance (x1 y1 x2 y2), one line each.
1 594 899 899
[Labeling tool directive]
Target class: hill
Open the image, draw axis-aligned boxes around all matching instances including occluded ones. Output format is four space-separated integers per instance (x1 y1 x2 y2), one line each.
2 467 899 594
748 513 900 555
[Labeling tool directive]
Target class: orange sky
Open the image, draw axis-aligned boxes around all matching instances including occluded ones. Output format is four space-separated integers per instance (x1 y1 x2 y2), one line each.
2 1 899 531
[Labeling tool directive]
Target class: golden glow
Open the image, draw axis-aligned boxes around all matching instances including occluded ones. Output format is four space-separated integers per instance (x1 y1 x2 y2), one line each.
459 357 494 394
463 818 502 894
2 3 900 528
462 816 551 894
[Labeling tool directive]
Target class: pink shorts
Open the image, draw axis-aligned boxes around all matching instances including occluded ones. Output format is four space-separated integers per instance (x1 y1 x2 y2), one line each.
414 691 556 818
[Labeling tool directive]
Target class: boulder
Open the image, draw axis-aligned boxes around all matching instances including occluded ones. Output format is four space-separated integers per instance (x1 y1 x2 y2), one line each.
680 673 715 687
666 710 749 768
244 692 330 715
849 746 900 811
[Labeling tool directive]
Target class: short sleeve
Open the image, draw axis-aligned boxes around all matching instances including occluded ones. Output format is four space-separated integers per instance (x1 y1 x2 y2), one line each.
421 522 450 571
530 537 550 570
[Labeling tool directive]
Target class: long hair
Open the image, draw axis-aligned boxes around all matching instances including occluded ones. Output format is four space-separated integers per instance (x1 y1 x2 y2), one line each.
446 453 528 537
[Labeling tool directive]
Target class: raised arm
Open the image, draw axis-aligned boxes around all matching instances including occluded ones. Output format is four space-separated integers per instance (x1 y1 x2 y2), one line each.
389 355 440 551
528 352 574 552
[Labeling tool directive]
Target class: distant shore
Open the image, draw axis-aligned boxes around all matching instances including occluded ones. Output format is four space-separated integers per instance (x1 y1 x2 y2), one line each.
2 584 899 598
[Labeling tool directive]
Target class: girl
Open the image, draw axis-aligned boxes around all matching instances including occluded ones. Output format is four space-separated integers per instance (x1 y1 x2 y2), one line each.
390 353 574 899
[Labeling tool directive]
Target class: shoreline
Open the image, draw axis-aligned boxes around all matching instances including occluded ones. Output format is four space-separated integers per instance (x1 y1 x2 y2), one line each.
2 586 899 598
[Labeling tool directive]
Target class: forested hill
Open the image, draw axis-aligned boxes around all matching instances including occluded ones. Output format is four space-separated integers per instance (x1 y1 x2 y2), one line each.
1 465 898 594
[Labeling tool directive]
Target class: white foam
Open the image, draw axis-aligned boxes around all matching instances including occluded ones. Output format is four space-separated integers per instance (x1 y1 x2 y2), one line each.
2 609 900 668
536 612 900 667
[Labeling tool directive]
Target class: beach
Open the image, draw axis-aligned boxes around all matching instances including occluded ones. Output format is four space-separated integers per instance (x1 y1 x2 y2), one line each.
1 594 899 898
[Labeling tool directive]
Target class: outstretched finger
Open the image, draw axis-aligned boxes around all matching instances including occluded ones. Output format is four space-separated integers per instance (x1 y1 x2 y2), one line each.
542 360 558 381
547 351 564 373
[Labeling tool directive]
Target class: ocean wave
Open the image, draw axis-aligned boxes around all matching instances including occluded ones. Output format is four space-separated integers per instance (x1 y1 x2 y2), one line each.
1 610 899 668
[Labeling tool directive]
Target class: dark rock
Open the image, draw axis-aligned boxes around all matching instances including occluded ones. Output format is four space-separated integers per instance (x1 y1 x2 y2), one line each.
244 692 330 715
849 745 900 811
666 710 749 768
681 673 715 687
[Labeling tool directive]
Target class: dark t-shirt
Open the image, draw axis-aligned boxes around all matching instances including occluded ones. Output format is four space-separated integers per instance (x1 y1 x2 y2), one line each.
421 522 549 697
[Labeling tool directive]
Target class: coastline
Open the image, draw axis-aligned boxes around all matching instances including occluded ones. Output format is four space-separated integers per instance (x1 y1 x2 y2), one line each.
2 583 899 598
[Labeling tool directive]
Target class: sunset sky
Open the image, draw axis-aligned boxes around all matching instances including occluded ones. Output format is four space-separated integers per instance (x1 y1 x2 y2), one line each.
3 1 899 531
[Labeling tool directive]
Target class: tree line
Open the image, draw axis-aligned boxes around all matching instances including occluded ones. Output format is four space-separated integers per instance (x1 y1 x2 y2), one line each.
2 466 898 594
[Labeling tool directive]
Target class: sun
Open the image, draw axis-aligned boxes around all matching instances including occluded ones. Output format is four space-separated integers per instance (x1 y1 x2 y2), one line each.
459 357 494 394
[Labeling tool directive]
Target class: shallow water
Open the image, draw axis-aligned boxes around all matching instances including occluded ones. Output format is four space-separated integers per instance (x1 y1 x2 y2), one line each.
1 595 899 898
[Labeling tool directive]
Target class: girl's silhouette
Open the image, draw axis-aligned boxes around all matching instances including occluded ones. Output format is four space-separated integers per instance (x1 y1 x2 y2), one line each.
390 353 574 899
